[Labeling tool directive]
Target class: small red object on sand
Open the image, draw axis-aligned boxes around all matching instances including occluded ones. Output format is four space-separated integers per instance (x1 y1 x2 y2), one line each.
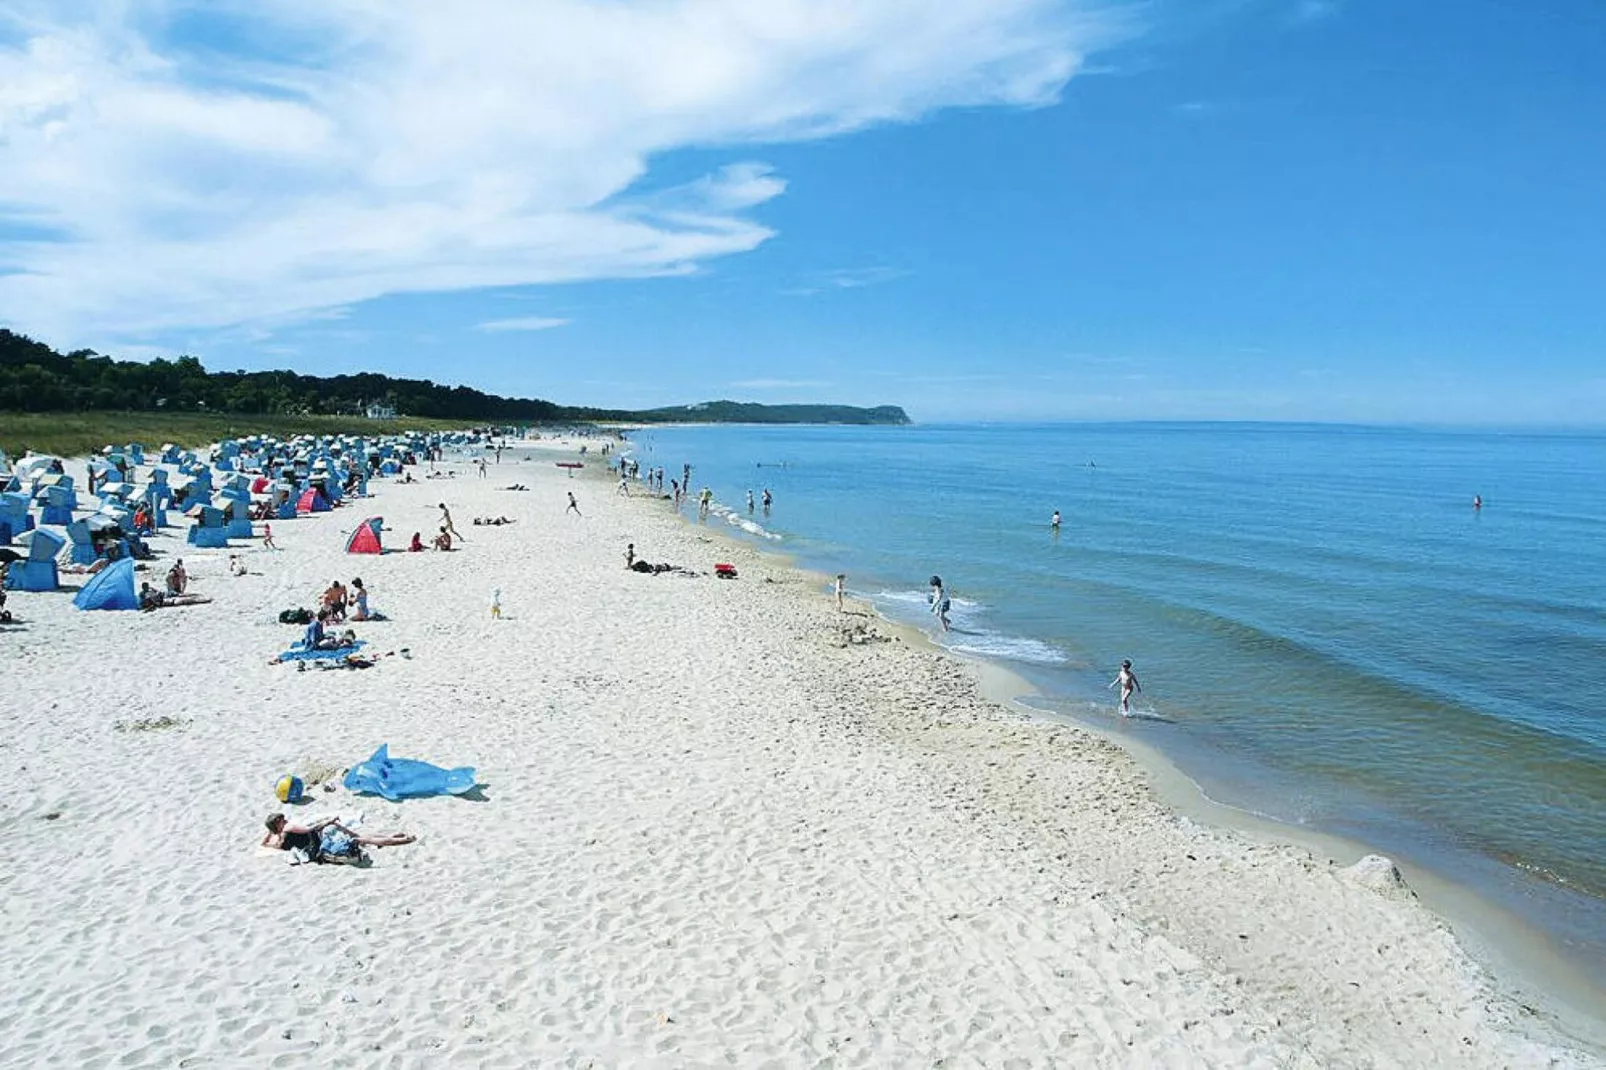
714 563 738 578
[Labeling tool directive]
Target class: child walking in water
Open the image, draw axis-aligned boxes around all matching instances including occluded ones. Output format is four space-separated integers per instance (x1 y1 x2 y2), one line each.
1109 659 1141 716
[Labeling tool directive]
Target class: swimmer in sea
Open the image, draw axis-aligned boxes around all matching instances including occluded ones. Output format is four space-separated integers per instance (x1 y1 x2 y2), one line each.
1109 659 1141 716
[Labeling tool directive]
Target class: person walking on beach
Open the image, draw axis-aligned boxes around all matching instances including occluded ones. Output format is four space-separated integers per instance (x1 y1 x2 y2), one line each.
439 503 463 543
928 575 951 633
625 543 635 569
618 471 630 496
566 491 582 517
834 573 846 612
1110 659 1141 716
262 522 277 550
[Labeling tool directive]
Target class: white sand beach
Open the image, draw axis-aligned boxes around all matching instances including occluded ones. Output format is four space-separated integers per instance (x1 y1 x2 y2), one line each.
2 439 1602 1068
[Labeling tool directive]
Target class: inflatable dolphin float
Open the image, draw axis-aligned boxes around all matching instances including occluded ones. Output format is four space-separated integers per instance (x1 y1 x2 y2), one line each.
342 744 476 800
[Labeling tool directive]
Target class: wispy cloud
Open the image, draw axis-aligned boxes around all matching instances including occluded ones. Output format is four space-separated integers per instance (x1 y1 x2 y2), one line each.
730 378 831 390
0 1 1132 349
784 266 910 296
475 316 570 333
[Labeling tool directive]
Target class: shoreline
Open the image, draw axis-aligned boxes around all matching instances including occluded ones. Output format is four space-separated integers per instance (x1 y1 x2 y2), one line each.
2 433 1600 1066
634 446 1606 1056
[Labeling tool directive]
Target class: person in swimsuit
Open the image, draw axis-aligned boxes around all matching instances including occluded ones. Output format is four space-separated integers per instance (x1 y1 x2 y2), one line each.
262 813 415 863
1110 659 1141 716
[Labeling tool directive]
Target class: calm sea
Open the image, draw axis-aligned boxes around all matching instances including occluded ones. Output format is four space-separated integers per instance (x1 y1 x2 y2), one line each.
623 422 1606 979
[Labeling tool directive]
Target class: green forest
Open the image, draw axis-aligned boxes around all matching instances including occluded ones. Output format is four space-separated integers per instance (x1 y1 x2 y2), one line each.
0 330 909 427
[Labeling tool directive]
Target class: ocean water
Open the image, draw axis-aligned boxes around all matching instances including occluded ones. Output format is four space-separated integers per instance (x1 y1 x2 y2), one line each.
622 422 1606 978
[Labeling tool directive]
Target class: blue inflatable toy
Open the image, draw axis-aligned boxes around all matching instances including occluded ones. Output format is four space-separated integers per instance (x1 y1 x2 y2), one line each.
342 744 476 801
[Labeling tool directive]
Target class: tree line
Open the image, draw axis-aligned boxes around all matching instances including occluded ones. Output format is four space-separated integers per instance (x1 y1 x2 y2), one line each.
0 329 910 425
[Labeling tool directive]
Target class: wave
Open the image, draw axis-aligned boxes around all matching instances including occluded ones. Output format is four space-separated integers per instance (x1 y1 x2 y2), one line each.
707 503 782 541
947 632 1069 665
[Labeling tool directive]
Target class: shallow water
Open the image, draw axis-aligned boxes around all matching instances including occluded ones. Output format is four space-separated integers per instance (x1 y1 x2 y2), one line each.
623 422 1606 981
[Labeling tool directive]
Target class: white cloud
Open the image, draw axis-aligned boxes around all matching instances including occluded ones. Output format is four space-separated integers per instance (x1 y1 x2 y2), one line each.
475 316 570 333
0 1 1129 349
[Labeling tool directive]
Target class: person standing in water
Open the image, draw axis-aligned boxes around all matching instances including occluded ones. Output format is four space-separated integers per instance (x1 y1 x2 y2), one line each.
1473 495 1482 511
928 575 951 632
1051 510 1061 531
761 488 772 514
1109 659 1141 716
747 490 755 514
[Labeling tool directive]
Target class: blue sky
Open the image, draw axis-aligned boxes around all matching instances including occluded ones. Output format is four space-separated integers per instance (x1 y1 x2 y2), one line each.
1 0 1602 423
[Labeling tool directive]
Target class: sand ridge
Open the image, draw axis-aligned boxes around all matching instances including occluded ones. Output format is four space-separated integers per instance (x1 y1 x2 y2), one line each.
0 438 1598 1068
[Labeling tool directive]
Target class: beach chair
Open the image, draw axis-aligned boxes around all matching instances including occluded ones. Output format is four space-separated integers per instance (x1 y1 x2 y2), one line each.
185 504 230 548
0 490 37 545
64 516 126 565
4 528 65 591
36 484 75 525
220 497 253 539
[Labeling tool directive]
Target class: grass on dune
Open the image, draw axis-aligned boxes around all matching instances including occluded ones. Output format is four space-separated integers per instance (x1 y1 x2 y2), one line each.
0 411 485 459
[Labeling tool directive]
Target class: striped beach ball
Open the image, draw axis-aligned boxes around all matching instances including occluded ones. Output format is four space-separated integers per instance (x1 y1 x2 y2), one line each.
275 775 305 804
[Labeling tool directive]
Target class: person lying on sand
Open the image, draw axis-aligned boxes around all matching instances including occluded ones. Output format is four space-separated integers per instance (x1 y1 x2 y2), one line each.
503 484 529 491
139 582 210 611
472 516 515 526
262 813 414 865
628 559 691 575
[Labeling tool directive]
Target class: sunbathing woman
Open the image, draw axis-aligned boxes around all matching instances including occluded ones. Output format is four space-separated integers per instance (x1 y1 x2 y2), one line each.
262 813 415 864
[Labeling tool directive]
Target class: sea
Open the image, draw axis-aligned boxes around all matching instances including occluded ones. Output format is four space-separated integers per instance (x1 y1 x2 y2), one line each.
619 421 1606 986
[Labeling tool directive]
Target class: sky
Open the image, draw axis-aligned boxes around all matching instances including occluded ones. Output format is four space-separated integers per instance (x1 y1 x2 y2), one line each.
1 0 1602 424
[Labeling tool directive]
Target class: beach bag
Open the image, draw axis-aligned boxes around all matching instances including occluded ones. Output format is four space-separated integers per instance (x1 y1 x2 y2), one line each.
279 607 313 625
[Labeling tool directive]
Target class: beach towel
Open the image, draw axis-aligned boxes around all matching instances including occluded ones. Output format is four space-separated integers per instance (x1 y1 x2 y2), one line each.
276 640 366 662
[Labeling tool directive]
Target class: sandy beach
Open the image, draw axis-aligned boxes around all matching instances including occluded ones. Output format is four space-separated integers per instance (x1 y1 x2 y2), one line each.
2 438 1601 1069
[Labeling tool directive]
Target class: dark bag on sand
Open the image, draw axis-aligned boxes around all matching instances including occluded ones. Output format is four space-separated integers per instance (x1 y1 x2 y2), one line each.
279 607 313 625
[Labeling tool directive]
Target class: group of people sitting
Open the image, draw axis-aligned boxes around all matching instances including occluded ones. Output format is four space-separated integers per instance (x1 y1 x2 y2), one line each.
301 610 358 651
407 529 455 551
318 577 373 622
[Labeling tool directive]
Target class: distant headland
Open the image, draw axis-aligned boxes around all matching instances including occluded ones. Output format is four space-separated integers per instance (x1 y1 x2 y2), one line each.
0 330 910 433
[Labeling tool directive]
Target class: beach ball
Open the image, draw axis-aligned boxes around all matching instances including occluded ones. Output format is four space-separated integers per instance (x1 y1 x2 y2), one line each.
275 775 305 804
